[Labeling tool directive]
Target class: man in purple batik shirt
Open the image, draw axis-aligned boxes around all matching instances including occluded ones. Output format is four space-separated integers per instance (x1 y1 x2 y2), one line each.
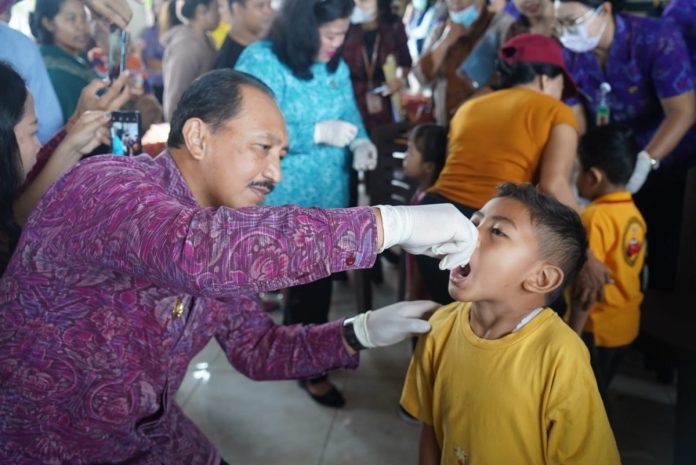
0 70 479 464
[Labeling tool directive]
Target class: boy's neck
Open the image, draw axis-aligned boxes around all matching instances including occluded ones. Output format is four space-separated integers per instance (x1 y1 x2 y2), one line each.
470 299 544 339
591 182 627 200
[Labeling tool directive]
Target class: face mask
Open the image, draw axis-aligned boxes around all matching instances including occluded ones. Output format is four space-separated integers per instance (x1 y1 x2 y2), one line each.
412 0 428 11
558 10 607 53
350 6 378 24
449 3 480 27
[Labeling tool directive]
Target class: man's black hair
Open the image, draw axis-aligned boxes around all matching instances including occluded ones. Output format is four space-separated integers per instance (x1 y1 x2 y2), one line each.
495 183 588 304
578 124 638 186
167 69 275 148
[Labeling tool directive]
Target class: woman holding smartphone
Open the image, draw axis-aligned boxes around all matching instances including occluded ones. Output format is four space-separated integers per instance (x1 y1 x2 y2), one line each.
0 62 128 275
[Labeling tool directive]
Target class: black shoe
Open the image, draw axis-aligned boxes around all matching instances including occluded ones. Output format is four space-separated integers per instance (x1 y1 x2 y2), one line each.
298 379 346 408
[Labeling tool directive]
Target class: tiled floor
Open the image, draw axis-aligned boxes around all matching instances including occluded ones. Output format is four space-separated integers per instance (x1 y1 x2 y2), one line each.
175 260 677 465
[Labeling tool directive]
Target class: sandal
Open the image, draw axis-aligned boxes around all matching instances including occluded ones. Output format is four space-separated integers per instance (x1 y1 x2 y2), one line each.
298 378 346 408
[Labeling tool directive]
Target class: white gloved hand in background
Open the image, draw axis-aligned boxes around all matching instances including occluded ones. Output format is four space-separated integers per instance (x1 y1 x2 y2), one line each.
347 300 439 348
350 138 378 171
626 150 656 194
314 120 358 147
377 203 479 270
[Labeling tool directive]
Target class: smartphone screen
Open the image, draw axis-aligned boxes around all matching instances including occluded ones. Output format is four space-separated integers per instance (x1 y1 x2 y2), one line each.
110 111 142 156
108 27 129 81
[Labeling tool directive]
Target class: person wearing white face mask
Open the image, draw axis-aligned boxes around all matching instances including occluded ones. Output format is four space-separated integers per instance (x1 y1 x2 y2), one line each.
411 0 493 124
554 0 696 295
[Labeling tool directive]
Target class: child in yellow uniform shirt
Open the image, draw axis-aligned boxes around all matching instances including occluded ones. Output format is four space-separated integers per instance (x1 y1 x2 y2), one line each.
570 124 647 407
401 183 620 465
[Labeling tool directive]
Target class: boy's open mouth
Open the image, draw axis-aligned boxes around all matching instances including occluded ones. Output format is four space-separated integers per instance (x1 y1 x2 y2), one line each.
450 263 471 285
457 263 471 278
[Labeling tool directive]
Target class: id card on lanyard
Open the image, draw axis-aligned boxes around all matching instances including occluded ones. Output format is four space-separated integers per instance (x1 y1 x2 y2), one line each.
595 83 612 126
363 34 384 115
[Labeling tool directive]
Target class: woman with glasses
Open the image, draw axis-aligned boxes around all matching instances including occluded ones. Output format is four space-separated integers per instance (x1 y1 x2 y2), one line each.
236 0 378 408
554 0 696 292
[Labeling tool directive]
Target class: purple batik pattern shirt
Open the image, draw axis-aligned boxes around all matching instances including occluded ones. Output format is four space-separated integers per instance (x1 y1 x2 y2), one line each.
563 14 695 165
0 152 377 464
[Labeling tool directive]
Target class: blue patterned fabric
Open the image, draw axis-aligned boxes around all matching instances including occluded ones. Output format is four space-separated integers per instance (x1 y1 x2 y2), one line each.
563 14 695 165
663 0 696 79
236 41 367 208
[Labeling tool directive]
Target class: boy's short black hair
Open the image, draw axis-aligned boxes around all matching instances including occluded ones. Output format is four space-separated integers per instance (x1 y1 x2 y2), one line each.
578 124 639 186
496 183 588 304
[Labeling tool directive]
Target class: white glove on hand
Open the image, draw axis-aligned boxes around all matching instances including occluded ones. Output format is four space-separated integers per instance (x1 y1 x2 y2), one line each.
348 300 438 348
377 203 479 270
314 120 358 147
350 138 378 171
626 150 655 194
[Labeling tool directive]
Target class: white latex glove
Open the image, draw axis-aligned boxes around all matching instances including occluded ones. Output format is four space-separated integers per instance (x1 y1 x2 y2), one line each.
347 300 438 348
350 138 378 171
314 120 358 147
377 203 479 270
626 150 655 194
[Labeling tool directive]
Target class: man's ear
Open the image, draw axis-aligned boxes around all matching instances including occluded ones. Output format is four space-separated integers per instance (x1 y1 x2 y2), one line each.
522 262 565 296
182 118 209 161
423 161 436 176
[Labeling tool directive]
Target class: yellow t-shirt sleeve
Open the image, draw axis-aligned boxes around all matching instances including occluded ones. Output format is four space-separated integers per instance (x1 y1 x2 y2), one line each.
400 333 435 425
545 340 621 464
581 207 614 263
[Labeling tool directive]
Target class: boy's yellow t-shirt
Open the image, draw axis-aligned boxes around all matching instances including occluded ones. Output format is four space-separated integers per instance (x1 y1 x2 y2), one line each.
401 302 620 465
582 191 647 347
429 87 578 209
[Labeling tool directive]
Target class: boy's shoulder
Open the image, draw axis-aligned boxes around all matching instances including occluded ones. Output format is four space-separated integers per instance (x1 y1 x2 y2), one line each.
582 193 646 229
428 301 471 330
535 310 590 355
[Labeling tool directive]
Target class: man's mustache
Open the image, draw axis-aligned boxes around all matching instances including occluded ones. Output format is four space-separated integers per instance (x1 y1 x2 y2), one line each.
249 181 275 194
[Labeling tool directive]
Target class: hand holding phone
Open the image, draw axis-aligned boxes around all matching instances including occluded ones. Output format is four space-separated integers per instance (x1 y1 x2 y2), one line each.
110 110 142 156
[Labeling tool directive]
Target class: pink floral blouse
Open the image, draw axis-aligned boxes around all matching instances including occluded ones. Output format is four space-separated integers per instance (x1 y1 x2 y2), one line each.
0 151 378 464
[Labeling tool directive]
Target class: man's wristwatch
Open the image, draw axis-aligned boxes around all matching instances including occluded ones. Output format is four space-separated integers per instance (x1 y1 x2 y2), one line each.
342 317 366 352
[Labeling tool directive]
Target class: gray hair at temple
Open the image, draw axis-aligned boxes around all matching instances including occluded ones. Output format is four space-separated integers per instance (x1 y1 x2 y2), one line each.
167 69 275 148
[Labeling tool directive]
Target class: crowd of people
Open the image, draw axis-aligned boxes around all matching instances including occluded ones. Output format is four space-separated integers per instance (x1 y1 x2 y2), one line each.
0 0 694 463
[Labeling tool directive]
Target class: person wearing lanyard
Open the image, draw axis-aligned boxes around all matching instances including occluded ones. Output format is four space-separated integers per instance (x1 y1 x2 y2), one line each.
554 0 696 291
342 0 412 133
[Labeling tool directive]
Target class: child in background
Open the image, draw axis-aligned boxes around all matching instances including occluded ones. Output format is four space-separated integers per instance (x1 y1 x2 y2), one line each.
569 124 647 407
403 123 447 300
401 183 620 465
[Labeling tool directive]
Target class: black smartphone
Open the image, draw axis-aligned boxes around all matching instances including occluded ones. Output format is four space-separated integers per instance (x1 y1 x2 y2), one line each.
110 110 142 156
108 26 129 81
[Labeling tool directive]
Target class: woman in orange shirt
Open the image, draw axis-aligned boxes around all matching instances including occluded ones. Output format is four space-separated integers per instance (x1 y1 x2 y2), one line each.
417 33 580 304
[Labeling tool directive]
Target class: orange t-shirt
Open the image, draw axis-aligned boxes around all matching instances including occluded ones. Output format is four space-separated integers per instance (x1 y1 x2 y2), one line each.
429 87 578 209
582 192 647 347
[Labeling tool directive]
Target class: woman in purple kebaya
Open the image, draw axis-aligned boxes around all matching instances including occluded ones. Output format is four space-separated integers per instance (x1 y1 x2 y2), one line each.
0 69 478 465
554 0 696 292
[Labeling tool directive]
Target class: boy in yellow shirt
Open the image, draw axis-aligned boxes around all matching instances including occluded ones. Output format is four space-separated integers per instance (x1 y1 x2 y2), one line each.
570 125 647 407
401 183 620 465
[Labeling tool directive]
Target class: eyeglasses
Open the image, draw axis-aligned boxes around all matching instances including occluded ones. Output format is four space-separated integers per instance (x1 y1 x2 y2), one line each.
553 5 602 36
